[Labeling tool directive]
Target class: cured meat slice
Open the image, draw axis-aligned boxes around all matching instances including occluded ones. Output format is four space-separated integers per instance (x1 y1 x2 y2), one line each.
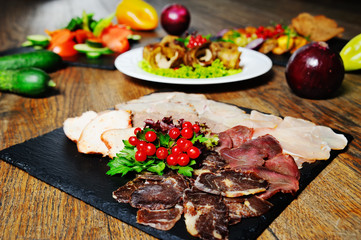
77 110 132 156
216 125 254 151
101 127 136 158
63 111 98 142
137 204 183 231
183 188 229 240
194 152 227 176
264 153 300 180
112 177 147 204
221 134 282 170
224 195 273 225
194 170 268 197
248 167 299 199
130 174 188 210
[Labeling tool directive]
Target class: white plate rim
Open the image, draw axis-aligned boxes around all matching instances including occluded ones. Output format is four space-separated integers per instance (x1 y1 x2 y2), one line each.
114 47 272 85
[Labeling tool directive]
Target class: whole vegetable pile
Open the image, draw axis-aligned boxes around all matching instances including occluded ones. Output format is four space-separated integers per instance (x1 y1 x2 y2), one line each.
23 11 140 59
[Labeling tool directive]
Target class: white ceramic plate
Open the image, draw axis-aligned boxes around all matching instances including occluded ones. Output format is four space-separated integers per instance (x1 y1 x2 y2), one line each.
114 47 272 85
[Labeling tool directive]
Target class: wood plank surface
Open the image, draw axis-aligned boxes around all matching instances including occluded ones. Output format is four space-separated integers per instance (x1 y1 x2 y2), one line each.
0 0 360 239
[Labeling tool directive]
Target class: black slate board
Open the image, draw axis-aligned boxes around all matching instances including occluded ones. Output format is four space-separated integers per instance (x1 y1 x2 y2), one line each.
0 46 118 70
0 107 351 240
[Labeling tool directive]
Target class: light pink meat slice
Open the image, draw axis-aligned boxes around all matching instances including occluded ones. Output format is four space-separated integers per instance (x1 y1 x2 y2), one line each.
136 204 183 231
63 111 98 142
77 110 132 156
101 127 136 158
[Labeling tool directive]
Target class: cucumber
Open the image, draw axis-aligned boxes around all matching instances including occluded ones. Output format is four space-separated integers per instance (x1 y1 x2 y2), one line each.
0 50 63 72
85 39 104 48
74 44 113 54
26 35 50 47
0 68 56 96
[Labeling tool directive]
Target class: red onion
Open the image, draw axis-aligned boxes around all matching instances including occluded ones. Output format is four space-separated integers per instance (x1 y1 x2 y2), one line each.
285 42 345 99
160 4 191 36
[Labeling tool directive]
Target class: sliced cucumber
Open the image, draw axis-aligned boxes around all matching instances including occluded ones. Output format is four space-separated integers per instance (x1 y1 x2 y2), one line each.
74 44 113 58
127 34 141 41
26 35 50 47
85 39 104 48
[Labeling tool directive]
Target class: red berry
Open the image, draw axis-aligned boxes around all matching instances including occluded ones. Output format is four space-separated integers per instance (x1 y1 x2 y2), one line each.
171 145 182 155
177 153 190 166
145 143 156 156
134 127 142 135
181 127 194 139
156 147 168 160
166 153 178 166
136 140 147 151
192 124 200 133
169 127 181 139
177 138 186 147
128 136 139 146
145 131 157 142
135 150 147 162
182 121 193 129
180 139 193 152
187 146 200 159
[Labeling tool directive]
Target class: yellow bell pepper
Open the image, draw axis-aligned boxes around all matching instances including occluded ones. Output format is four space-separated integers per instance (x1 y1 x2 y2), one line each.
115 0 158 31
340 33 361 71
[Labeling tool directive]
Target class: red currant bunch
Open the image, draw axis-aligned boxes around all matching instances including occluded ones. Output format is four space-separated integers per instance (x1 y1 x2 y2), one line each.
187 35 208 48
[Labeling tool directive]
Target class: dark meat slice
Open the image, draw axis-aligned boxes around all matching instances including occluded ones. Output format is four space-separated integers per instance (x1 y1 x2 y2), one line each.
137 204 183 231
216 125 254 152
130 174 188 210
194 170 268 197
112 177 148 203
223 196 273 225
221 134 283 170
248 167 299 199
193 151 227 176
264 153 300 180
183 188 229 240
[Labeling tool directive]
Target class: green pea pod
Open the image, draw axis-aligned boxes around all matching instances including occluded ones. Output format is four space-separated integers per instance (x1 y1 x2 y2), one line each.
340 33 361 71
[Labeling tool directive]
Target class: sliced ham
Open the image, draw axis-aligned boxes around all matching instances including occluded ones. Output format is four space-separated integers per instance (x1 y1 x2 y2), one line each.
63 111 98 142
101 127 136 158
77 110 132 156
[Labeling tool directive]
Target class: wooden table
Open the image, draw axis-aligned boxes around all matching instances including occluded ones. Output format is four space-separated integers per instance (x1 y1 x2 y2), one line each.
1 0 360 239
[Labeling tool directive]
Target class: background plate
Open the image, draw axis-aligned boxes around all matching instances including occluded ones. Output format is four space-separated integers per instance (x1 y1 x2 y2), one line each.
0 102 351 240
115 47 272 85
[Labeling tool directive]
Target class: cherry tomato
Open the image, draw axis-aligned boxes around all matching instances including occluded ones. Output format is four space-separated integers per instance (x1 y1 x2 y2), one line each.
187 146 200 159
128 136 139 146
177 153 190 166
145 143 156 156
169 127 180 139
182 121 193 129
156 147 168 160
181 127 193 139
145 131 157 142
171 145 182 155
166 153 178 166
135 150 147 162
134 127 142 135
192 124 200 133
180 139 193 152
49 40 78 57
136 140 147 151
